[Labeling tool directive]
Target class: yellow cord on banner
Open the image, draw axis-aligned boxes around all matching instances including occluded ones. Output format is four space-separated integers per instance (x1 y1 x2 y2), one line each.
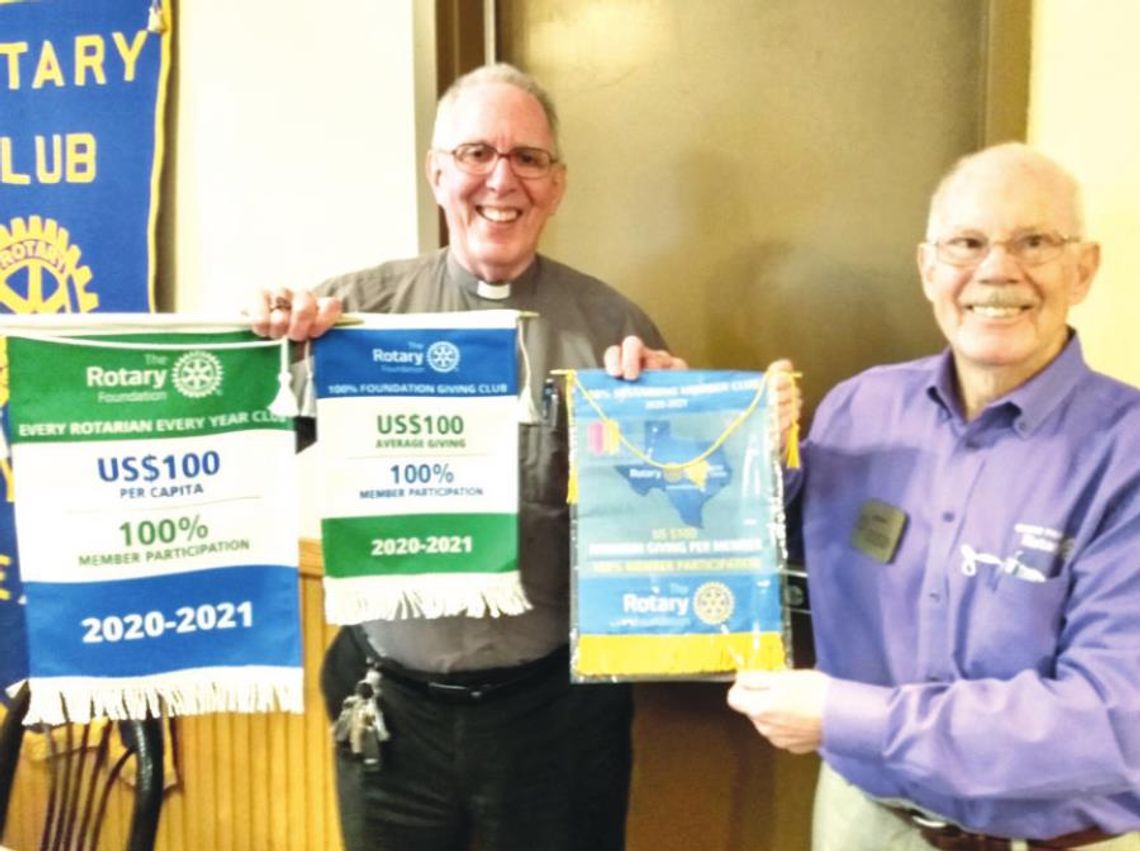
568 371 772 473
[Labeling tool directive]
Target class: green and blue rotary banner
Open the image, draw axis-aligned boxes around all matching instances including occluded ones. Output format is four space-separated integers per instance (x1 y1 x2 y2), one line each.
566 369 790 679
313 311 525 622
4 321 302 724
0 0 172 693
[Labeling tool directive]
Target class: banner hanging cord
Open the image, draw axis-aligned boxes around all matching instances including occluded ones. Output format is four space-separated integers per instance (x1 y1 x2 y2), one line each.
565 370 772 472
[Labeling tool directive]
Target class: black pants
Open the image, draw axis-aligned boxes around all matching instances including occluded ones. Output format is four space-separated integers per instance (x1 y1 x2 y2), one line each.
323 630 633 851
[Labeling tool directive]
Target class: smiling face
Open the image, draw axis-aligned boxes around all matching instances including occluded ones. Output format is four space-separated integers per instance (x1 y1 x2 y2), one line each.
918 148 1099 413
426 82 566 283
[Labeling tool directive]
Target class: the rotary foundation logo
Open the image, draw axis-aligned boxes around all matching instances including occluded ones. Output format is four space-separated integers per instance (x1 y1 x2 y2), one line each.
693 581 735 626
0 216 99 315
427 340 461 373
172 351 224 398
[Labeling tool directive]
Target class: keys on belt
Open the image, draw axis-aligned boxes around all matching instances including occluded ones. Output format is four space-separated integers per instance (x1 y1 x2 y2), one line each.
333 668 389 772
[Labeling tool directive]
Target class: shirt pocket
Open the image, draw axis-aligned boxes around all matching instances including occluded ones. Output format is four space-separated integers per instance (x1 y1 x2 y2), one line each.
519 421 569 507
962 571 1069 678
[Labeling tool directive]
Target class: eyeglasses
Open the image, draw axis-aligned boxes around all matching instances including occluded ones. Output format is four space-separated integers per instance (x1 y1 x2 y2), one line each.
438 143 559 179
929 231 1080 267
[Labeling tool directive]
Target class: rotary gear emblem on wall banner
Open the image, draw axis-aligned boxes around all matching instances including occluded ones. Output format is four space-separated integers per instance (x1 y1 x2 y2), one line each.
0 0 173 691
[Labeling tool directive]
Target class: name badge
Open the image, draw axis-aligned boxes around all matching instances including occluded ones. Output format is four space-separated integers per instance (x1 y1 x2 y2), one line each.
850 499 907 564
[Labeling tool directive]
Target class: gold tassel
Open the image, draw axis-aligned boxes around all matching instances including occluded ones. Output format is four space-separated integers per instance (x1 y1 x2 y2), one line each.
782 369 802 469
784 421 801 469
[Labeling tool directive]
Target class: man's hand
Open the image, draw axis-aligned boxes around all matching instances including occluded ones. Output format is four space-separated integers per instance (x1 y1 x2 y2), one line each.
726 669 829 754
766 358 803 456
603 335 688 380
248 287 343 341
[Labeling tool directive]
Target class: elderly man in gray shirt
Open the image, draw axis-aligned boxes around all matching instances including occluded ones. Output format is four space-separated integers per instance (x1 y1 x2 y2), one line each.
253 63 683 851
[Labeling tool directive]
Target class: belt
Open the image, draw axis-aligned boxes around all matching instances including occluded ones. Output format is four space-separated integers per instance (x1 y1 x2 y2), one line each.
378 645 569 705
886 805 1117 850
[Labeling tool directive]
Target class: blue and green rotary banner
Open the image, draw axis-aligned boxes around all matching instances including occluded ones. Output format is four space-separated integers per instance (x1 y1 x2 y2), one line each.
313 311 524 623
566 369 790 679
0 0 172 693
5 323 302 724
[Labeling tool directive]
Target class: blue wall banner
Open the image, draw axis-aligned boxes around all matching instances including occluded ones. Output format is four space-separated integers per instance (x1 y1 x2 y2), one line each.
566 369 791 680
0 0 171 692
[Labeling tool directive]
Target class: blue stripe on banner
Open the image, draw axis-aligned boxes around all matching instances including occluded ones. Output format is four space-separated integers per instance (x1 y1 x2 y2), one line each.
24 565 301 677
573 370 763 421
576 572 783 635
314 327 518 398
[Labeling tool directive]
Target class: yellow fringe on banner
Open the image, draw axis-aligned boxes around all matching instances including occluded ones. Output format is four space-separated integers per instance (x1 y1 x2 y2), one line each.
575 631 786 677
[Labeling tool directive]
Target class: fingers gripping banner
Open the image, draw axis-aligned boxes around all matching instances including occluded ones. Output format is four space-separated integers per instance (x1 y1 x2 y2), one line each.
5 324 302 724
313 311 524 623
567 369 790 680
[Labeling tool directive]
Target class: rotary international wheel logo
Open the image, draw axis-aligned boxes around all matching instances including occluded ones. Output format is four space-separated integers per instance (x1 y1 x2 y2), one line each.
0 216 99 315
427 340 461 373
693 581 735 625
172 351 224 398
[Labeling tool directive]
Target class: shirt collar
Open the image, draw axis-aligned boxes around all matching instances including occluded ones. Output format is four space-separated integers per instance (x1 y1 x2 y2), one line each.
924 330 1088 436
445 250 540 302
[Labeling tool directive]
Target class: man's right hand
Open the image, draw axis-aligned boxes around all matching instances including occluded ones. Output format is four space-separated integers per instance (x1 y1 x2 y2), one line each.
248 287 342 341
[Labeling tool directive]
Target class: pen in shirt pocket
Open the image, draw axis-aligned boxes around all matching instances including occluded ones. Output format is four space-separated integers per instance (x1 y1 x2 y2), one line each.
542 377 560 426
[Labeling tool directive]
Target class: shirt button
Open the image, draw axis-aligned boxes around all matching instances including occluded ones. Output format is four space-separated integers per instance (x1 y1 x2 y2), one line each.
928 590 940 602
941 511 955 522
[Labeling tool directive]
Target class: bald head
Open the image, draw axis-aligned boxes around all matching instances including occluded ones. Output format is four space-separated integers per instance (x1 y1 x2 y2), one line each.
432 63 561 159
926 143 1085 241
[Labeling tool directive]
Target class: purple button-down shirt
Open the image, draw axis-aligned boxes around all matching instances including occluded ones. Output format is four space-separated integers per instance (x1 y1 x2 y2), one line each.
790 335 1140 838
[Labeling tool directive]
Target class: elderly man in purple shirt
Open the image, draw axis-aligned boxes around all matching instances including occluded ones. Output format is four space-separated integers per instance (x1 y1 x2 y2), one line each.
728 143 1140 850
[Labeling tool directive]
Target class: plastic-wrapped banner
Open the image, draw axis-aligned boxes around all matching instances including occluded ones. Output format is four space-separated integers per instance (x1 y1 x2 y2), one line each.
566 369 790 680
312 311 524 622
6 327 302 724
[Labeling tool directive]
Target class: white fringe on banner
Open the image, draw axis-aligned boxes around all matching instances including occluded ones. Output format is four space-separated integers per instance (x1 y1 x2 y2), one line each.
25 667 304 725
324 573 531 624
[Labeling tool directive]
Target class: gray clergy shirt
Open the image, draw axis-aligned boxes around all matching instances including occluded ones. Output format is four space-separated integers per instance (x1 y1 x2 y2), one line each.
314 248 667 672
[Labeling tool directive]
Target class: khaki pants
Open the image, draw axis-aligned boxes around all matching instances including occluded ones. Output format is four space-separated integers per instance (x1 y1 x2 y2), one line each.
811 762 1140 851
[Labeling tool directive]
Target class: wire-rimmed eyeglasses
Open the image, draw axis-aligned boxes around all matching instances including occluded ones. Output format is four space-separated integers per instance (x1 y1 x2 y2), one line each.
928 231 1081 267
437 142 559 179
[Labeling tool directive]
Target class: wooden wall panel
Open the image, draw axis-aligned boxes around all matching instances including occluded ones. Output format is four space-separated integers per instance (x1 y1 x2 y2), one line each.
2 541 341 851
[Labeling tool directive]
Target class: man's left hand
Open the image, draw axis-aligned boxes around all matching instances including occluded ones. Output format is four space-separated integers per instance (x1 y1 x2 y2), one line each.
603 335 688 380
726 669 830 754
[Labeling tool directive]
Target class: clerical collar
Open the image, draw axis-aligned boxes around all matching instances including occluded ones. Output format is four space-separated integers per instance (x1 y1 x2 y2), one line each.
476 280 511 300
446 249 540 302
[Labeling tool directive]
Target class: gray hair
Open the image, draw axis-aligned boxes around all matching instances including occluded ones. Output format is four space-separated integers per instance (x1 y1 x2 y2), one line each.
926 142 1085 239
432 63 561 158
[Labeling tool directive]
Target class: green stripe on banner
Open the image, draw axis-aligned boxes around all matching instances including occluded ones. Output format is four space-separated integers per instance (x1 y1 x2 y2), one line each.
7 333 293 441
321 514 517 578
